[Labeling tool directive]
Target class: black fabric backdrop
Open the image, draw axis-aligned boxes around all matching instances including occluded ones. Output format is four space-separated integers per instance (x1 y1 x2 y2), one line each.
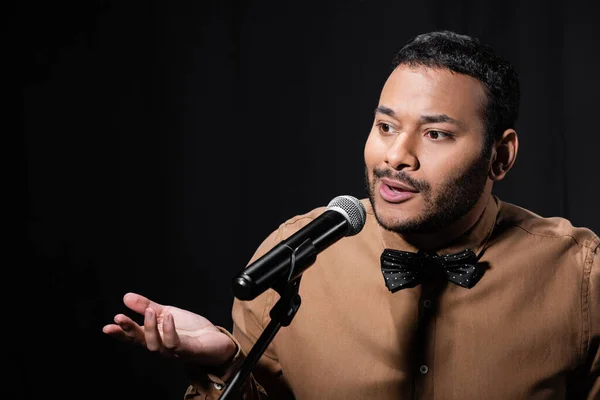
19 1 599 399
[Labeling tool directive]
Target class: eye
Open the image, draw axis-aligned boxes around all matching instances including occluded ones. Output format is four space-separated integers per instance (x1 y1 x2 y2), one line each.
376 122 396 134
425 130 450 140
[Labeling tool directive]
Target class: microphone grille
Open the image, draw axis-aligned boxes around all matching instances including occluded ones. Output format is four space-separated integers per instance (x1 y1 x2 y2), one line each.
326 195 367 236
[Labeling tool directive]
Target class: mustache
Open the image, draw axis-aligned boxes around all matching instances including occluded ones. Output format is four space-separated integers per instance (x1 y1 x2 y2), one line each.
372 167 430 193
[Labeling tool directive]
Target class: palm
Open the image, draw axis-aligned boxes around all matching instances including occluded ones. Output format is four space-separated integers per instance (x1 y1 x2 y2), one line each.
155 304 213 335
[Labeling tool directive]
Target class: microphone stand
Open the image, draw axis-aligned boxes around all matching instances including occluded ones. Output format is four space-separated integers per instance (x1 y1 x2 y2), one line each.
218 240 313 399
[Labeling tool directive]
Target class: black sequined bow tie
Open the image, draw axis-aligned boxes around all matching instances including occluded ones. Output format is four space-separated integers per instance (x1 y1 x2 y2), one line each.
380 248 484 293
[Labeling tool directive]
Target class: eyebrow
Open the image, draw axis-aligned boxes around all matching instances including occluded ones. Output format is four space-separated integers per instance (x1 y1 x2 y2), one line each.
374 105 466 130
374 105 396 117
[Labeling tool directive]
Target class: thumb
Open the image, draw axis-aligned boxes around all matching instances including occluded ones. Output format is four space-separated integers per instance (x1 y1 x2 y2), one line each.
123 292 165 315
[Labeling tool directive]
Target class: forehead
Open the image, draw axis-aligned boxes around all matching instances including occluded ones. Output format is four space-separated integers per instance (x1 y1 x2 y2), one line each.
379 65 487 126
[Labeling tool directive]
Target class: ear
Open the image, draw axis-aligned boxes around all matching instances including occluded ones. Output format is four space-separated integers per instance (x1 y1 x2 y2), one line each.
489 129 518 181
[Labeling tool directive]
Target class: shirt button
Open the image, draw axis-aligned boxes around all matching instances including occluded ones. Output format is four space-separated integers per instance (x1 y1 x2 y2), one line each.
420 365 429 374
423 299 432 308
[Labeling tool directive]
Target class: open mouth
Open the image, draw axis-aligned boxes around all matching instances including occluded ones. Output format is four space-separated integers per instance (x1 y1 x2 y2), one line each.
379 178 418 202
387 184 407 193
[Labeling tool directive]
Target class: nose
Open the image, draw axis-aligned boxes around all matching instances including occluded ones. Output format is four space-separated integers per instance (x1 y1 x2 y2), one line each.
385 132 420 171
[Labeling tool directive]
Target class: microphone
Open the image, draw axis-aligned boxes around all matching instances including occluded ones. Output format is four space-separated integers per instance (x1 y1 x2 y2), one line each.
232 195 367 301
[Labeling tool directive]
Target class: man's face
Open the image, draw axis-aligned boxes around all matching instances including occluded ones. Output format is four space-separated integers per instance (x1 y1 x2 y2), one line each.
364 65 492 234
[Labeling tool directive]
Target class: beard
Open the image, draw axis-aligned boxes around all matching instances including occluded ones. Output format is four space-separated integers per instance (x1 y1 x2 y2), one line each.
365 153 491 235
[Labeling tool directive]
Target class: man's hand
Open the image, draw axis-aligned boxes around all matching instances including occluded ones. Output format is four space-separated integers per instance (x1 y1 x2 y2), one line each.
103 292 237 366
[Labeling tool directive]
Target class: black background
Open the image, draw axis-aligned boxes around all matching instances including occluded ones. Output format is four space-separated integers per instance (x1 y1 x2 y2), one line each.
19 1 599 399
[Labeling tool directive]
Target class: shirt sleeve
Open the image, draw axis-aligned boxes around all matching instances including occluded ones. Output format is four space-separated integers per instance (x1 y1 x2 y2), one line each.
183 326 268 400
183 226 295 399
582 236 599 400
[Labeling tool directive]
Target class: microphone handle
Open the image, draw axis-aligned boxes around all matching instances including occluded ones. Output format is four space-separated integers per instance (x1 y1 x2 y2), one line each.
232 210 349 300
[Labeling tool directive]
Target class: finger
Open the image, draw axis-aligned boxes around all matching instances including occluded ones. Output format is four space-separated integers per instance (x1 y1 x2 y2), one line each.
103 324 134 340
123 292 165 316
113 314 145 344
144 308 163 352
162 312 181 353
102 321 144 346
102 324 125 337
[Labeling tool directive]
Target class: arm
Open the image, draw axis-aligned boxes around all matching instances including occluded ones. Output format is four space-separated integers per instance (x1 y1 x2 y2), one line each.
183 225 296 399
183 326 269 400
584 239 599 399
183 287 292 400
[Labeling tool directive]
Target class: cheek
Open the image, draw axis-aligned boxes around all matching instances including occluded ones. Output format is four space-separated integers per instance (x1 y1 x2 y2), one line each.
364 131 385 167
434 151 490 192
419 151 473 190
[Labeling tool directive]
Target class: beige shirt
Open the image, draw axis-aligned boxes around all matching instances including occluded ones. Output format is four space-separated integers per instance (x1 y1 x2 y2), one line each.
186 195 600 399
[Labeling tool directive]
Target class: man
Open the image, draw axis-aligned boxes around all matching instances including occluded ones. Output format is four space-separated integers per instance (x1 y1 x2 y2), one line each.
103 30 599 399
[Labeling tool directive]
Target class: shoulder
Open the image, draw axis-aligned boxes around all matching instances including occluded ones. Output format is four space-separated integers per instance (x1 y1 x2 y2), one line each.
279 205 328 233
495 198 599 253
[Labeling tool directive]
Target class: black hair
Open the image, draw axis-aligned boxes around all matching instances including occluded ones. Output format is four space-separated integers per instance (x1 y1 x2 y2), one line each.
391 30 520 147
